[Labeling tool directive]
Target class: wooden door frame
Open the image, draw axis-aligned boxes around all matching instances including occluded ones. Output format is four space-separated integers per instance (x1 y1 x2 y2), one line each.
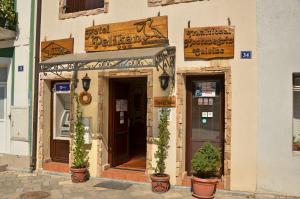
185 74 225 175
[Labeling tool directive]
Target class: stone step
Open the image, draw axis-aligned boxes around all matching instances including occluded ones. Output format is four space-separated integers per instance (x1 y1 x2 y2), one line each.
0 164 8 172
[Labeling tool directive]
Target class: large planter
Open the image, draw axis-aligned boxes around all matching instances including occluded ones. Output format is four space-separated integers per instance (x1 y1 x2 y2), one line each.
70 167 89 183
191 176 218 199
150 174 170 193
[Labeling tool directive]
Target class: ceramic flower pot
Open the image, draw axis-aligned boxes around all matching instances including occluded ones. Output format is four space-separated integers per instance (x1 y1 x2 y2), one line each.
70 167 89 183
150 174 170 193
191 176 218 199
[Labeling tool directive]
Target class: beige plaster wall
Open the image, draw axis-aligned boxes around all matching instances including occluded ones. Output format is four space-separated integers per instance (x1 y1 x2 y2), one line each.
40 0 257 191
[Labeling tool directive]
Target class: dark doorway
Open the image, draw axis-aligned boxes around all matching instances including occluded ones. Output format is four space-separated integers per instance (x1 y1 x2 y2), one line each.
50 81 71 163
186 75 225 176
109 77 147 171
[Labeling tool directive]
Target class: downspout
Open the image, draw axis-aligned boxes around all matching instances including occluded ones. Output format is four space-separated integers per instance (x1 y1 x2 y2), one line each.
30 0 42 172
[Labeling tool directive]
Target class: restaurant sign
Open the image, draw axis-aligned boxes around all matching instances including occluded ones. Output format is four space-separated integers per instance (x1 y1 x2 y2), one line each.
184 26 234 59
85 16 168 52
41 38 74 61
154 96 176 108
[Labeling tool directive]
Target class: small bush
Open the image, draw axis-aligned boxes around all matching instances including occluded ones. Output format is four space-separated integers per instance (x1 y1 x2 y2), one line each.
192 143 221 178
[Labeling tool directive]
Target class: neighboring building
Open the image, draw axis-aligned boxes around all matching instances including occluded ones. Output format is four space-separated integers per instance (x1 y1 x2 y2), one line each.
0 0 35 170
34 0 300 197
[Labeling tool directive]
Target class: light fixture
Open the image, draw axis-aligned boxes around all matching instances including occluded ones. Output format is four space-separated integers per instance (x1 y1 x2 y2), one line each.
82 73 91 92
159 71 170 90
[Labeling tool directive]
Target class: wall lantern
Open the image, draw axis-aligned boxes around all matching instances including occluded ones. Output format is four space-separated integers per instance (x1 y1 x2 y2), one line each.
159 71 170 90
82 73 91 92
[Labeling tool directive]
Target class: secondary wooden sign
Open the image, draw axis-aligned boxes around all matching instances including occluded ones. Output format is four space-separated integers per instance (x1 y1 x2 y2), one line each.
41 38 74 61
154 96 176 107
85 16 168 52
184 26 234 59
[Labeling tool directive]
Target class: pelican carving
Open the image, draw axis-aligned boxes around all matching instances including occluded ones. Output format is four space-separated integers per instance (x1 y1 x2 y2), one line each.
134 18 167 42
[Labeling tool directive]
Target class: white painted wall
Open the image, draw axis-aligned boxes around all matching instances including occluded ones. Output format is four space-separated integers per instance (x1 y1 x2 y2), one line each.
8 0 33 156
41 0 257 191
257 0 300 196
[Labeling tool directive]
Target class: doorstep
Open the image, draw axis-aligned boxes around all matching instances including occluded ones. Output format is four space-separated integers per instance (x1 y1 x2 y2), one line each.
102 168 148 183
43 162 70 173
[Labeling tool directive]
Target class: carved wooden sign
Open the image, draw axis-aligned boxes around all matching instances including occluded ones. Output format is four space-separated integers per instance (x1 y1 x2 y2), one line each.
184 26 234 59
154 96 176 107
85 16 168 52
41 38 74 61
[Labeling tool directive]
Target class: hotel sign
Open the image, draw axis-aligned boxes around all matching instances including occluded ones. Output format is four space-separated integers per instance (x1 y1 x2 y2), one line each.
85 16 168 52
184 26 234 59
41 38 74 61
154 96 176 108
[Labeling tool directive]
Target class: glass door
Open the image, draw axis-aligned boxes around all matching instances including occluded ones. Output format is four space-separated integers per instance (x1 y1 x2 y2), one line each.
186 76 224 175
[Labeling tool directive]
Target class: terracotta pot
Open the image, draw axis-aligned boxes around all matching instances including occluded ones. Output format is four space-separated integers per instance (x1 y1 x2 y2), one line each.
150 174 170 193
191 176 218 199
70 167 89 183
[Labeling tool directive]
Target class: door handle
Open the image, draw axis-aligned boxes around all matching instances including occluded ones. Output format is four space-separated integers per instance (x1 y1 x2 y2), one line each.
8 113 11 120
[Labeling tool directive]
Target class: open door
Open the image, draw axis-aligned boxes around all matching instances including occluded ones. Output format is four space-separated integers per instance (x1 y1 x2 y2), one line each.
109 80 130 167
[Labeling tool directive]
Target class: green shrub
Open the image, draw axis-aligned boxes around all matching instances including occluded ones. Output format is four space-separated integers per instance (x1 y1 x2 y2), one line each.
153 108 170 175
72 94 88 168
0 0 17 31
192 143 221 178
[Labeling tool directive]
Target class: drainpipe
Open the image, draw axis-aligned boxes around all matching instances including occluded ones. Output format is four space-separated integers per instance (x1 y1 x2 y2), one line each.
30 0 42 172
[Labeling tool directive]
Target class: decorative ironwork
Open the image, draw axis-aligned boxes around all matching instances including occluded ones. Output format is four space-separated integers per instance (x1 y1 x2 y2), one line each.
39 47 176 83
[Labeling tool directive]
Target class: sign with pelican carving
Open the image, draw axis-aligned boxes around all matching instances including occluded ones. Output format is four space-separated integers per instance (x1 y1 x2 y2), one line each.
184 26 234 59
85 16 168 52
41 38 74 61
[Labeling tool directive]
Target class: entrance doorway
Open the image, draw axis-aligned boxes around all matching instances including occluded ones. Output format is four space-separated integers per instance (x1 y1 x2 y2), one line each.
109 77 147 171
50 81 71 163
186 75 225 175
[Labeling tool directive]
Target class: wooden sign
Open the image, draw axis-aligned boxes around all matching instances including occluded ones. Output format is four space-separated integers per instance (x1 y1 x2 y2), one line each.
41 38 74 61
85 16 168 52
154 96 176 107
184 26 234 59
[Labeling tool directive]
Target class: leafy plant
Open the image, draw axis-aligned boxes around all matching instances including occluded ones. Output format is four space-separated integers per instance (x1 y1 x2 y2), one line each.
192 143 221 178
0 0 17 31
72 94 88 168
153 108 170 175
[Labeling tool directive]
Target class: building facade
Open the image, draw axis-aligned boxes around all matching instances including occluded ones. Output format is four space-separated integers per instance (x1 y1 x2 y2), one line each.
0 0 35 170
35 0 300 196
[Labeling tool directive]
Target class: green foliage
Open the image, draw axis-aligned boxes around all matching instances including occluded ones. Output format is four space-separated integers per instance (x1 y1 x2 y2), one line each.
72 94 88 169
153 108 170 175
0 0 17 31
192 143 221 178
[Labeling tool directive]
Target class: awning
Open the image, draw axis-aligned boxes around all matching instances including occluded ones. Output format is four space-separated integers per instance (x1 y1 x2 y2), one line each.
0 27 16 40
40 46 176 74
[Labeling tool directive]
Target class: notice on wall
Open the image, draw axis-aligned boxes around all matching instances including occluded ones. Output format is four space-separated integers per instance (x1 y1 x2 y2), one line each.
41 38 74 61
85 16 168 52
184 26 234 59
194 82 216 97
116 99 128 112
120 112 124 124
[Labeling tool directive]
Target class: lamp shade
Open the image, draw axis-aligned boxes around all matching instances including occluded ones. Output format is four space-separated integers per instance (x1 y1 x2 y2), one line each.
159 71 170 90
82 73 91 92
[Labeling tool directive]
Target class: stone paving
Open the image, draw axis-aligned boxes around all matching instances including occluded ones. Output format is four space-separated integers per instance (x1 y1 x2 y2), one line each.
0 171 297 199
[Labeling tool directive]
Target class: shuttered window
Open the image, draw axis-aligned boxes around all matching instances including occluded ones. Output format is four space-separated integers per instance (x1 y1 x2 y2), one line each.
65 0 104 13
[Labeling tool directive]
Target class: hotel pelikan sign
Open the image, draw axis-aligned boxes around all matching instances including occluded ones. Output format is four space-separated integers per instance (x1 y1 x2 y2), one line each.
85 16 168 52
184 26 234 59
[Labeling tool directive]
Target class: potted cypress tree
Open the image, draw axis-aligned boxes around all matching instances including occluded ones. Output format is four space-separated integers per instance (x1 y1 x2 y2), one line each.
191 143 221 199
70 94 89 183
150 108 171 193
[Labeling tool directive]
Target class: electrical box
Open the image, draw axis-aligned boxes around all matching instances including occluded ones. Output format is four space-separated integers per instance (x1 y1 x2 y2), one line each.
10 106 29 141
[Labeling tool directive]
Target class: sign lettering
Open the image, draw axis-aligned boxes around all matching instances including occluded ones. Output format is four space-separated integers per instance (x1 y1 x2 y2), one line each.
154 97 176 108
184 26 234 59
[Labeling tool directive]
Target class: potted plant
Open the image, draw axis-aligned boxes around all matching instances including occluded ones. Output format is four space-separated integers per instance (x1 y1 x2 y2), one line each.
70 94 89 183
191 143 221 199
150 108 171 193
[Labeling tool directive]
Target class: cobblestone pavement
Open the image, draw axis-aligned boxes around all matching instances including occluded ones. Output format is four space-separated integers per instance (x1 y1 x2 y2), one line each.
0 171 297 199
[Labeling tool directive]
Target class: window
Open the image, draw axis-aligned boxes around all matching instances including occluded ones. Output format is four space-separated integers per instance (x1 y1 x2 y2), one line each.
65 0 104 13
293 74 300 151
